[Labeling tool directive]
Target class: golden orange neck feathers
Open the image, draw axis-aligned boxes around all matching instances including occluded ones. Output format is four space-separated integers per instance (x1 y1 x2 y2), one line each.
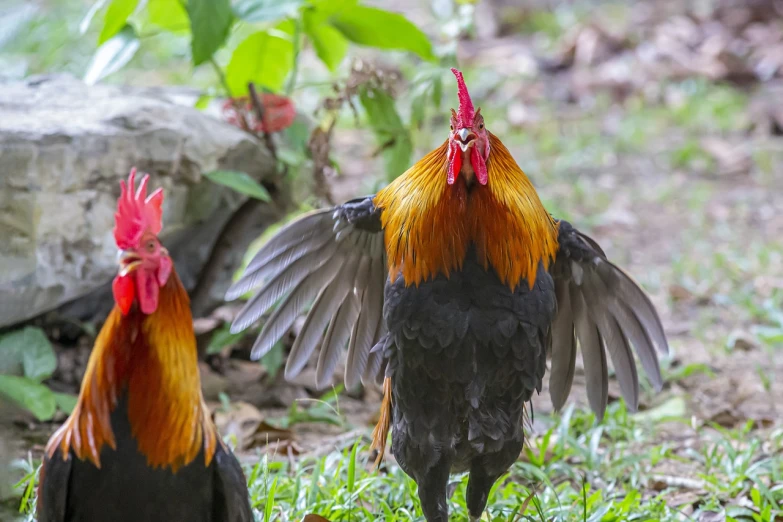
374 132 559 289
45 271 217 471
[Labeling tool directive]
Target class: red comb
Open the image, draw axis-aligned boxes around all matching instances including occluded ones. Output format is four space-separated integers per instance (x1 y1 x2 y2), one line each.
113 168 164 250
451 68 475 127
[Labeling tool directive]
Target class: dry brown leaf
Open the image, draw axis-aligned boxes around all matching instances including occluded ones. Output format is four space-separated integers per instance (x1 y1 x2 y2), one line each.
250 420 295 449
213 401 279 450
700 138 752 176
302 514 331 522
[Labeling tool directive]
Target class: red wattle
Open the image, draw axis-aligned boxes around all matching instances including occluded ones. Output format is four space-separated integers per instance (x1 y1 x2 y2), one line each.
136 269 160 315
448 144 461 185
112 274 135 315
471 146 488 185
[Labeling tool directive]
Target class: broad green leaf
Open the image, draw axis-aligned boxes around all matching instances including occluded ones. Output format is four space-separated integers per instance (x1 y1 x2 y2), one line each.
330 6 434 61
84 25 140 84
19 327 56 382
225 30 293 95
0 375 56 421
98 0 139 44
54 393 78 414
359 87 413 181
203 170 271 201
308 0 357 19
303 9 347 72
143 0 190 33
80 0 110 35
186 0 233 66
0 327 55 382
233 0 303 23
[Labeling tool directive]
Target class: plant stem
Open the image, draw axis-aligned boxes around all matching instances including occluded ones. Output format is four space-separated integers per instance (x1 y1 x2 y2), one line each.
210 57 231 95
285 18 302 96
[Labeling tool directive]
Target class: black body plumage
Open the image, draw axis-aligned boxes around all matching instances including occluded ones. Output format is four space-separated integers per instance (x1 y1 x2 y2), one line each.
383 252 555 520
38 396 253 522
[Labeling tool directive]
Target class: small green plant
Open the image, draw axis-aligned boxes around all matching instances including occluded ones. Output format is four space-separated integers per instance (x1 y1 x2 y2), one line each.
0 326 75 421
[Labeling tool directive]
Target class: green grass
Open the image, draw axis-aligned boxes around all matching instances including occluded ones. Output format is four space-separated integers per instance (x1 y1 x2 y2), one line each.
11 400 783 521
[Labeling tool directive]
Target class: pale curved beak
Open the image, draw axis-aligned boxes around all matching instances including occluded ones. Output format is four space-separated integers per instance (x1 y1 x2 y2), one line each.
455 128 477 151
117 249 142 276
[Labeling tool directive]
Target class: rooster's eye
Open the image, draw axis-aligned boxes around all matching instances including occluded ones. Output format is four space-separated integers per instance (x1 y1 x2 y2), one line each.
450 124 454 131
145 240 156 253
479 123 484 130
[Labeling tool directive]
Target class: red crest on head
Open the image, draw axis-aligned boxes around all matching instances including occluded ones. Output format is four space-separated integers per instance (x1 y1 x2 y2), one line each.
113 168 164 250
451 68 475 128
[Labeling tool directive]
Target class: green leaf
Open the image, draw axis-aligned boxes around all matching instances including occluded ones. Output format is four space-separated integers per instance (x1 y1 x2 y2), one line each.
194 93 212 109
303 9 347 72
80 0 110 35
19 327 56 382
0 375 56 422
0 327 56 382
54 393 78 414
225 30 293 95
329 6 434 61
276 146 305 166
283 118 310 151
359 87 413 181
84 24 140 84
186 0 233 66
143 0 190 33
203 170 271 201
347 441 358 492
233 0 303 23
264 476 278 522
98 0 139 44
0 333 23 376
260 342 284 379
308 0 358 18
206 325 245 354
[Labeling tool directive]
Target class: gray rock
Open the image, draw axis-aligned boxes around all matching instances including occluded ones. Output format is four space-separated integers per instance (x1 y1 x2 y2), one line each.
0 75 277 328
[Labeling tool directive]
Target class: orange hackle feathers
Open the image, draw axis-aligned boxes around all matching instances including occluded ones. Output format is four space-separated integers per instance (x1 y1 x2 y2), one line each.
45 269 218 472
114 168 164 250
370 377 393 468
374 132 559 289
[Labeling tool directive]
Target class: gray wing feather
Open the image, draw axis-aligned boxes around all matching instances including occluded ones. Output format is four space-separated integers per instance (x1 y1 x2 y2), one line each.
316 292 361 389
228 197 386 387
244 211 333 274
285 253 358 379
549 279 576 411
584 268 639 410
569 283 608 419
251 254 343 359
550 220 668 418
230 242 338 333
345 236 385 389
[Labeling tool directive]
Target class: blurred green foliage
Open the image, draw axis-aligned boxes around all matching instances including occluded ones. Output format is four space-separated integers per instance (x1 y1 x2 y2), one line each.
0 327 75 422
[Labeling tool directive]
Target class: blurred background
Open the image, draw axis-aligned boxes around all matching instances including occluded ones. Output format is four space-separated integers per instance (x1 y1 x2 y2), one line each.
1 0 782 520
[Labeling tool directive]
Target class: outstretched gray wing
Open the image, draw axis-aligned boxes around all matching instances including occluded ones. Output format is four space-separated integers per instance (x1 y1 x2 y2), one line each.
548 219 668 419
227 196 386 389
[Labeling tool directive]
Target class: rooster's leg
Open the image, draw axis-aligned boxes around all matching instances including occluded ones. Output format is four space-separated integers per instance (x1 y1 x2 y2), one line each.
414 454 451 522
466 436 525 520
